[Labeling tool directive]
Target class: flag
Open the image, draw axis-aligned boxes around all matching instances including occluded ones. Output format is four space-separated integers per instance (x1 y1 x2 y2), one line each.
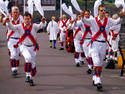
115 0 125 12
69 6 73 14
71 0 82 12
27 0 33 15
61 3 76 20
0 0 9 16
34 0 44 17
94 0 102 17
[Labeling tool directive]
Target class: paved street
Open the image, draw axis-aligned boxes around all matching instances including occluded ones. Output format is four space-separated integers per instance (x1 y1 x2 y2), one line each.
0 24 125 94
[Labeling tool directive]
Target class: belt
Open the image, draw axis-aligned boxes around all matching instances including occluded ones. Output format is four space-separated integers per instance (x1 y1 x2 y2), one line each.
24 45 34 47
95 40 106 43
85 38 91 40
10 37 20 39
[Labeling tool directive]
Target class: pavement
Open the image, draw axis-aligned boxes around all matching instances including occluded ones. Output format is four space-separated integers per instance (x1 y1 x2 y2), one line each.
0 24 125 94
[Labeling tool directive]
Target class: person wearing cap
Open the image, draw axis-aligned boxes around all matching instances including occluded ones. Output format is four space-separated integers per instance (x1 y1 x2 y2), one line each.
47 16 59 48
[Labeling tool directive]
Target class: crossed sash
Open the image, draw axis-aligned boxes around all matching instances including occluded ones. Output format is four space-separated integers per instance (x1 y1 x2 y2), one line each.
7 17 20 41
73 27 81 39
80 24 92 44
111 30 120 40
61 19 68 28
14 23 39 51
87 17 111 47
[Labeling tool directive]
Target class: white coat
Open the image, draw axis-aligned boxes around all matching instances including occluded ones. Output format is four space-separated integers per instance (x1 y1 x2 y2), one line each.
47 20 59 40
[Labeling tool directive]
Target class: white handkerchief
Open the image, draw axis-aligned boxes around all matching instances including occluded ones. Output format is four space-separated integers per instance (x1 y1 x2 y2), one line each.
115 0 125 8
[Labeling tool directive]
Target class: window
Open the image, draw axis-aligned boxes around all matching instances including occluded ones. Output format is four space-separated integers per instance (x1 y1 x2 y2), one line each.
25 0 28 4
18 0 23 4
41 0 56 5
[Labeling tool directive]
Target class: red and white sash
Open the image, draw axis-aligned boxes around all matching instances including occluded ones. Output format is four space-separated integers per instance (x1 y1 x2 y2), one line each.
111 30 120 40
73 28 81 39
87 17 111 47
14 23 39 51
7 14 20 41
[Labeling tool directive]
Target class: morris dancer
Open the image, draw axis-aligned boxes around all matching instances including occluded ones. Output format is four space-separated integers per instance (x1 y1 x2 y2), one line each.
2 6 23 76
109 14 121 63
80 10 93 74
59 14 70 50
4 12 46 86
69 14 85 67
82 5 124 90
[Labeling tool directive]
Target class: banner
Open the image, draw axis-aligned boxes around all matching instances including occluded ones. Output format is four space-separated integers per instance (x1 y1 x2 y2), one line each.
27 0 44 16
71 0 82 12
61 3 76 20
94 0 102 17
0 0 9 16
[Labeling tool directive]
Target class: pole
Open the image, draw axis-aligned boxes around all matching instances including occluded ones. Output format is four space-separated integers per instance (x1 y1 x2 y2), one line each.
24 0 26 14
15 0 17 6
85 0 87 10
60 0 62 17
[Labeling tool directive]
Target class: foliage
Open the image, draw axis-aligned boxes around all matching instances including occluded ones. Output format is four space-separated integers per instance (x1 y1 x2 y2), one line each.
56 0 95 10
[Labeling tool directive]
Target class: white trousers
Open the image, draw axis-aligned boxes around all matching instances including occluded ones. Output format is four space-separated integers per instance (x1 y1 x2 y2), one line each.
74 39 84 63
74 39 83 52
60 32 66 42
19 45 36 68
82 39 91 58
90 42 107 66
111 40 119 52
8 38 20 60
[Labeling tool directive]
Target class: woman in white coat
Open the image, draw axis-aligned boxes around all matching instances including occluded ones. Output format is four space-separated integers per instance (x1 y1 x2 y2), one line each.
47 16 59 48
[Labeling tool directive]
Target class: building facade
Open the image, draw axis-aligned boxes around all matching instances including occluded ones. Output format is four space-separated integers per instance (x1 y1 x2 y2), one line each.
14 0 56 6
10 0 56 12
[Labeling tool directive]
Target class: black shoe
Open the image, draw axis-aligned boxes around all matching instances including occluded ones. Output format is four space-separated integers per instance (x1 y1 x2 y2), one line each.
53 47 56 49
50 46 52 48
105 59 115 69
87 69 92 74
97 83 103 90
59 48 64 50
25 76 34 86
25 76 30 83
29 79 34 86
76 63 80 67
93 81 97 86
81 61 84 65
12 70 18 76
114 60 118 64
104 57 107 61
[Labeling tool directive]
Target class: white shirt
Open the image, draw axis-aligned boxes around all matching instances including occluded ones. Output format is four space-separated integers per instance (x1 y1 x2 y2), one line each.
7 21 47 45
70 20 84 40
5 14 24 39
110 23 121 41
83 16 93 39
82 16 123 41
59 19 70 32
